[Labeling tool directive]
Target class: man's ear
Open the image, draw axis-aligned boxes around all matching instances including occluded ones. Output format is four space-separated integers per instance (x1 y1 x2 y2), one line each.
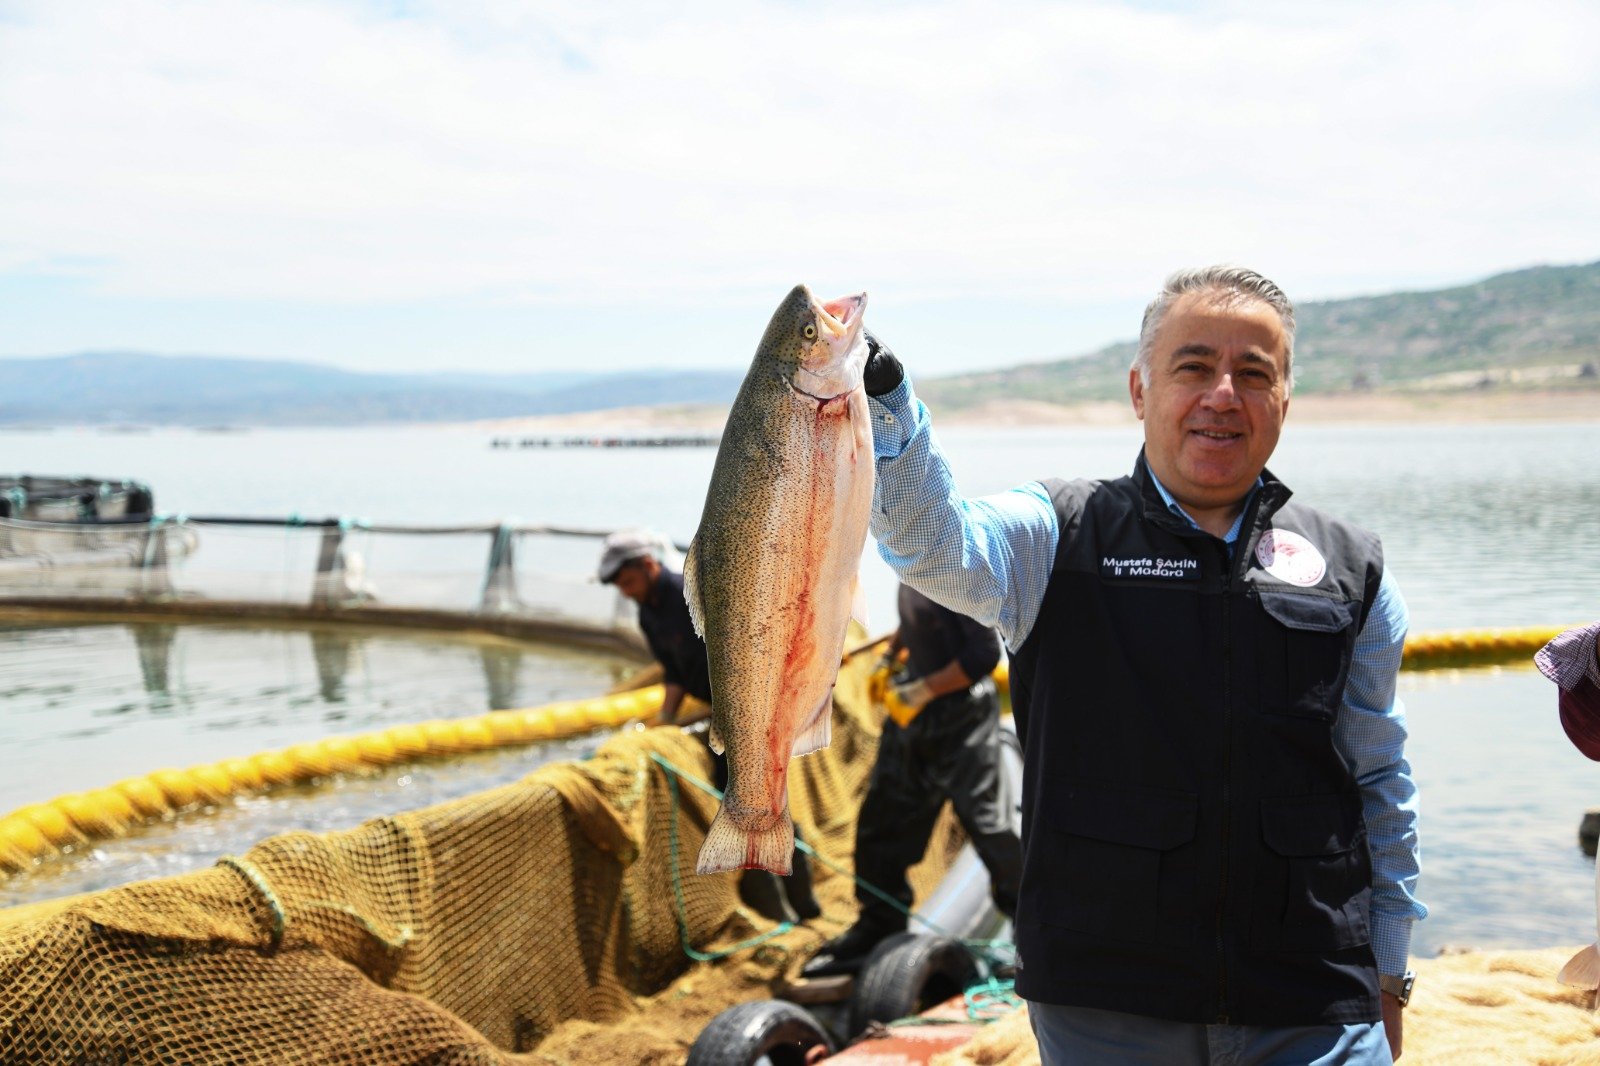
1129 368 1146 419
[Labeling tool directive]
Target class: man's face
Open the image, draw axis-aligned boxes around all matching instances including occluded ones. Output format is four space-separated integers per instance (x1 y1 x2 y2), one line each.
611 557 658 604
1130 291 1291 519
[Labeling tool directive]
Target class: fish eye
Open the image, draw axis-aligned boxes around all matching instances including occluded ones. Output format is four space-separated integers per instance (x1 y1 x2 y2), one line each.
803 322 817 340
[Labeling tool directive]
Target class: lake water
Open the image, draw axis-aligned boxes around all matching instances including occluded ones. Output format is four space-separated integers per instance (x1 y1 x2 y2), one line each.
2 419 1598 955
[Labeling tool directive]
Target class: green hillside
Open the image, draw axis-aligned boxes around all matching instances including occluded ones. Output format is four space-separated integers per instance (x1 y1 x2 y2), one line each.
920 260 1600 409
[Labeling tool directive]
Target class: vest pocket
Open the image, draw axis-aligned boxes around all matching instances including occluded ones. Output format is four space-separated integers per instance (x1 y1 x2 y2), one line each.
1257 591 1359 719
1251 794 1371 952
1037 781 1199 946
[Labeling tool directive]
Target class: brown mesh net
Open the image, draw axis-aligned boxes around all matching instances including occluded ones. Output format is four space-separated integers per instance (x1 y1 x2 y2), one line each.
0 647 968 1063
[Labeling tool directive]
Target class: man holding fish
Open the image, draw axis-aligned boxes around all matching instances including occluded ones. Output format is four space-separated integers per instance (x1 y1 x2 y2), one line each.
855 266 1424 1063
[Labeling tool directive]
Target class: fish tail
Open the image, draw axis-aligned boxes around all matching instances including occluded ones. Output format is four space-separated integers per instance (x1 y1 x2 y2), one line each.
1559 942 1600 990
696 807 793 876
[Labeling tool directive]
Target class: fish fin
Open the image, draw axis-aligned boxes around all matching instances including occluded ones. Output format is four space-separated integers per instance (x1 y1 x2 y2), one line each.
682 535 706 638
696 806 793 876
1559 943 1600 989
708 721 725 756
849 572 869 631
790 689 834 757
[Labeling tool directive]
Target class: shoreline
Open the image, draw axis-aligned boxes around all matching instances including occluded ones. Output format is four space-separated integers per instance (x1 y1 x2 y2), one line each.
473 389 1599 434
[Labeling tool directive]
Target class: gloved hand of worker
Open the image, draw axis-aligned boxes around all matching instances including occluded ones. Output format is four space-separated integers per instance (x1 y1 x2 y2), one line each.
882 676 935 728
862 330 904 397
890 677 934 715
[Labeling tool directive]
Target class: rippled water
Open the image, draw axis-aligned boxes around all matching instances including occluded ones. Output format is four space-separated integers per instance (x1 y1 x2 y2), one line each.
2 420 1598 949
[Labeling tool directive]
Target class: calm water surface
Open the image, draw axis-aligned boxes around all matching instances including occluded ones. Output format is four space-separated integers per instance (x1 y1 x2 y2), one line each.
1 421 1597 952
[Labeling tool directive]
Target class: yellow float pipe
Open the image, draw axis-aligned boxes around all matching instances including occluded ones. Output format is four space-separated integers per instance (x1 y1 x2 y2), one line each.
0 683 666 876
3 623 1573 879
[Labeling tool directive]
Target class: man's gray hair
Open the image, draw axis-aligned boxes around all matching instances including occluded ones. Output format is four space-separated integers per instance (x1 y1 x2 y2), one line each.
1132 266 1296 391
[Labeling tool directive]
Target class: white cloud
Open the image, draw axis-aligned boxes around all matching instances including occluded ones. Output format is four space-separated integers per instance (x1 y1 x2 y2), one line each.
0 0 1596 311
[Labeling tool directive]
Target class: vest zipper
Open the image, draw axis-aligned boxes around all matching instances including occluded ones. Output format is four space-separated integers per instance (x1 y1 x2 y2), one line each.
1214 539 1233 1024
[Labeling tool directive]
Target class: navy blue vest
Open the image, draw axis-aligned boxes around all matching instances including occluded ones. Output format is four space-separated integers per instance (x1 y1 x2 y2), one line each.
1009 453 1385 1026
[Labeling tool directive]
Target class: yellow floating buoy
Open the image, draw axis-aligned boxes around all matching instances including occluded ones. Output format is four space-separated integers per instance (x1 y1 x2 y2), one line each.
518 708 558 740
58 791 134 838
551 704 588 734
186 764 237 805
385 723 430 758
113 777 170 818
15 803 82 846
217 757 266 791
321 737 367 774
285 743 335 780
455 718 496 752
356 732 401 766
0 815 52 861
251 750 300 787
150 769 202 810
485 711 524 745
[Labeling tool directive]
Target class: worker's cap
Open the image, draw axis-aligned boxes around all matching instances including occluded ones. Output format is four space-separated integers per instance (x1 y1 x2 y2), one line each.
1536 622 1600 761
597 529 661 583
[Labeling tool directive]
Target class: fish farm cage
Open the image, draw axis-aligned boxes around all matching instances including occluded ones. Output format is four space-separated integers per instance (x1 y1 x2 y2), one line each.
0 474 664 654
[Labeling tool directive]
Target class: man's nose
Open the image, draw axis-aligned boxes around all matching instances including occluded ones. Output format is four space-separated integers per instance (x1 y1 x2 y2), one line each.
1202 373 1241 409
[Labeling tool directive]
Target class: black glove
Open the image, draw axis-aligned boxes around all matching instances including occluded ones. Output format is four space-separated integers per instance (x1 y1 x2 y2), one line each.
862 330 905 397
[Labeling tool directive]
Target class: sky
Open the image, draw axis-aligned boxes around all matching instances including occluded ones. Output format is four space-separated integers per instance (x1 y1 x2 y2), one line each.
1 0 1597 377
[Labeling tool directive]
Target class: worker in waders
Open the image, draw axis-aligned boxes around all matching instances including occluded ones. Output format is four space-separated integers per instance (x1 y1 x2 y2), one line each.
598 529 820 925
801 583 1022 977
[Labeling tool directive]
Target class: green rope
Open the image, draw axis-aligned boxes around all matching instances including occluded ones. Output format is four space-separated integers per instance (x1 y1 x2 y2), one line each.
218 855 286 951
962 975 1022 1021
656 753 794 961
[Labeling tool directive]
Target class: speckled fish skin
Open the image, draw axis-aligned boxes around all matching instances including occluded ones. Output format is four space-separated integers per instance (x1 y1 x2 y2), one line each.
684 284 873 876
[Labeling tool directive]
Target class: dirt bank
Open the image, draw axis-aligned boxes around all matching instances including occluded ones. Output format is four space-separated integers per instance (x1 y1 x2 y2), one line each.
474 390 1597 435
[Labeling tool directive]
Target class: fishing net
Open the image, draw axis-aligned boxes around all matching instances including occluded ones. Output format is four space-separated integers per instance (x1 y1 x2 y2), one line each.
0 645 968 1063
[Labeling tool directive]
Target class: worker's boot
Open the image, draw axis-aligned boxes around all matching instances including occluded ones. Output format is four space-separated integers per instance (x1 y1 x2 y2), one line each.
799 917 898 979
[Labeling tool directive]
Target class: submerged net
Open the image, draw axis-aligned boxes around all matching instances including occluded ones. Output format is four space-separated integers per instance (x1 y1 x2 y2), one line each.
0 647 965 1063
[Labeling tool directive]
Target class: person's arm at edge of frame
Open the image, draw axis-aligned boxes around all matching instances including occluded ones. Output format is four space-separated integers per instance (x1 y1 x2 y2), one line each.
1334 568 1427 1060
862 333 1058 650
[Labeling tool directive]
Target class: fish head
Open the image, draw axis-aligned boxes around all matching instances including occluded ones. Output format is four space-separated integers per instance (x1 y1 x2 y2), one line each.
761 284 870 404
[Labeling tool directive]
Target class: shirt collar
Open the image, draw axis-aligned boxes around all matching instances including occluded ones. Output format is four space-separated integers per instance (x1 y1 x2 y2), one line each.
1144 465 1263 546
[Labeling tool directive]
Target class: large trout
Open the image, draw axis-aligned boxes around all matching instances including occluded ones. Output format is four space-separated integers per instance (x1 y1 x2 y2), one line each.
685 284 873 875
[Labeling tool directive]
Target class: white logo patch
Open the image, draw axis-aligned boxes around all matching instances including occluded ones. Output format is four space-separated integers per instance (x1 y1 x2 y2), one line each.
1254 529 1326 587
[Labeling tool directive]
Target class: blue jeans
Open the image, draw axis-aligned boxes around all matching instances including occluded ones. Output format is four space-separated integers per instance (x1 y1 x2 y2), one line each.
1027 1001 1393 1066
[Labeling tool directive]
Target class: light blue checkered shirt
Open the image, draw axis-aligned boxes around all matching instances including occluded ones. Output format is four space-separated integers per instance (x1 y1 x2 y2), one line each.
866 377 1425 977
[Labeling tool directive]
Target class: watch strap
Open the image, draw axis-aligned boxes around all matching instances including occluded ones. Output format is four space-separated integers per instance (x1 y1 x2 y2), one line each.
1378 970 1415 1007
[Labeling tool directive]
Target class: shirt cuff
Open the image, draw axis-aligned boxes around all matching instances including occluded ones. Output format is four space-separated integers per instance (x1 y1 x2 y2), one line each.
866 379 915 459
1370 913 1414 977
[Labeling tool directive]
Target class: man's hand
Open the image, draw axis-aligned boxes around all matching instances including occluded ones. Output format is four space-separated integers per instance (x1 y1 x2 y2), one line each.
1381 992 1403 1060
862 330 904 397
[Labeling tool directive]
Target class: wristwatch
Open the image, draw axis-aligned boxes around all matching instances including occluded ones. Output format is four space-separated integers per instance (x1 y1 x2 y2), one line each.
1378 970 1415 1007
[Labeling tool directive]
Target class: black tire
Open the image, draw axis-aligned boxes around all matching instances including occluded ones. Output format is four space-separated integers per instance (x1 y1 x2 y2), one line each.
685 999 835 1066
847 932 979 1037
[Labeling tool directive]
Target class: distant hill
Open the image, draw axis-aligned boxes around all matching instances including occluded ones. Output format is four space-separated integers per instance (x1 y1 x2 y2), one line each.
0 352 744 427
919 260 1600 410
5 261 1595 426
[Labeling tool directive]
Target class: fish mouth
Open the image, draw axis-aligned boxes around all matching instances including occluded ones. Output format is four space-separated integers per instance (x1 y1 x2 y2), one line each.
792 290 869 403
818 293 866 335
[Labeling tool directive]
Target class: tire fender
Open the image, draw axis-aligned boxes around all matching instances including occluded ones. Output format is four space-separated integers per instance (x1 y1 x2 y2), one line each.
686 998 835 1066
847 932 978 1037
